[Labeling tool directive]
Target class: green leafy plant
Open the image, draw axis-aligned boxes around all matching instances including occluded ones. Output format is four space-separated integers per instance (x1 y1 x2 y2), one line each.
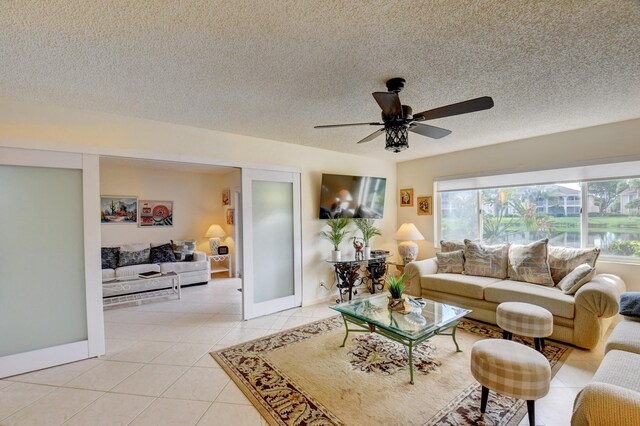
353 218 381 247
320 217 351 251
386 273 406 299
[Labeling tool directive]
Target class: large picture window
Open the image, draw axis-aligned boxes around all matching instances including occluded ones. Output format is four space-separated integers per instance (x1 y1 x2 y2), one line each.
437 173 640 261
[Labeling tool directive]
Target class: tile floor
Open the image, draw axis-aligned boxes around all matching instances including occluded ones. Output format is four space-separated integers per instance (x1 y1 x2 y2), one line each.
1 278 611 425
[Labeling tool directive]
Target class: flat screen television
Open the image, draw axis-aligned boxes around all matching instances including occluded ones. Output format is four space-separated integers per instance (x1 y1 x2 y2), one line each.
319 173 386 219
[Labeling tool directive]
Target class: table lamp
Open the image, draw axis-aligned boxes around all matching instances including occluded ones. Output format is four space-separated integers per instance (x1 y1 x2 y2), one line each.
205 224 226 254
394 223 425 263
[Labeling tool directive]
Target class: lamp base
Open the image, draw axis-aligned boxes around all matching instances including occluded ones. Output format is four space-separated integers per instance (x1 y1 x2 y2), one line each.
209 238 221 255
398 241 419 264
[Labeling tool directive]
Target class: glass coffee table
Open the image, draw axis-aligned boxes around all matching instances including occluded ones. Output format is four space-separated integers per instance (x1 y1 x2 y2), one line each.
330 293 471 384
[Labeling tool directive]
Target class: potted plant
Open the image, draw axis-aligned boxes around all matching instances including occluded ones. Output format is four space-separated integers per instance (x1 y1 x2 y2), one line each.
353 218 381 259
386 273 406 311
320 217 350 260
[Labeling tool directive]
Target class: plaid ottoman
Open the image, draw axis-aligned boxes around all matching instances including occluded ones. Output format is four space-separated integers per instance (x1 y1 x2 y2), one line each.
471 339 551 426
496 302 553 352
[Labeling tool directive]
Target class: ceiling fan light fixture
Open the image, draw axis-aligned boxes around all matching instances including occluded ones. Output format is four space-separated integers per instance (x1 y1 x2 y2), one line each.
385 125 409 153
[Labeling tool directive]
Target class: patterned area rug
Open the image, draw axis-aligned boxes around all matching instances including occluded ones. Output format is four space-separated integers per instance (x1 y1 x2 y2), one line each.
212 316 571 426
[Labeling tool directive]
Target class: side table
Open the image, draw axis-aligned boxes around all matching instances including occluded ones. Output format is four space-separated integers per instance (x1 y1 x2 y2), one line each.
208 254 232 278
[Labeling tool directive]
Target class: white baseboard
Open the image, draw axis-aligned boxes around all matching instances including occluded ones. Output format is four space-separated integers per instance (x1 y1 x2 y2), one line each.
302 295 335 307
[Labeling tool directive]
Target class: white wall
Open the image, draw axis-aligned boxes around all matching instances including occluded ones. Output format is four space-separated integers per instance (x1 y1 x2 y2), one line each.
397 118 640 291
0 98 398 305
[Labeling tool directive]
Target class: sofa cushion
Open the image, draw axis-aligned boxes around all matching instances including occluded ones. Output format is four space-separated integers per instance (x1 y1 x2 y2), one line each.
172 239 197 261
102 268 115 281
117 247 151 267
605 320 640 355
548 246 600 284
593 349 640 394
101 247 120 270
160 260 208 274
484 280 575 319
115 263 160 279
440 240 465 253
150 243 177 264
436 250 465 274
507 239 554 286
421 273 502 300
464 239 509 279
558 263 596 294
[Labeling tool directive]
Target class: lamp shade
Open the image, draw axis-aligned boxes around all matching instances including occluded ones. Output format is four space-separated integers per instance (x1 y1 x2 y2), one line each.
205 224 226 238
394 223 424 241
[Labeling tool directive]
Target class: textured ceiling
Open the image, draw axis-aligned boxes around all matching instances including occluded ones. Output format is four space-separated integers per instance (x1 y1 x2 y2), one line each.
2 1 639 161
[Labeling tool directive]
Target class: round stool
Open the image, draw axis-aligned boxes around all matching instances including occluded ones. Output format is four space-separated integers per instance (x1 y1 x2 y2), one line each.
471 339 551 426
496 302 553 352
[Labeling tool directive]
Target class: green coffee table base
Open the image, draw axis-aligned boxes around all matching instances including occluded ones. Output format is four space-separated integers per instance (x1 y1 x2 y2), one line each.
339 313 462 384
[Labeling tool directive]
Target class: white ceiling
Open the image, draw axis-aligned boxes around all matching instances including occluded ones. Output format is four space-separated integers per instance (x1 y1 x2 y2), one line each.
2 1 639 162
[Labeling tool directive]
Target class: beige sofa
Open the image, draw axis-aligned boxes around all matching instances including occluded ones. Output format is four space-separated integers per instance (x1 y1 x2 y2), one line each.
404 257 625 349
572 319 640 425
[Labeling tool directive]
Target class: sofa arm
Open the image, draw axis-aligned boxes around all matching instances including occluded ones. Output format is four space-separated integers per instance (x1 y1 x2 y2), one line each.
194 250 206 261
403 258 438 297
575 274 626 318
572 382 640 426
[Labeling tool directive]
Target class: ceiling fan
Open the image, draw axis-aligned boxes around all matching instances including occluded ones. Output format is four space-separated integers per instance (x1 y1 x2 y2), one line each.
314 77 494 153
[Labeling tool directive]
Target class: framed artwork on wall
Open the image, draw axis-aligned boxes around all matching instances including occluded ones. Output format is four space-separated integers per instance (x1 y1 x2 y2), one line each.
222 188 231 206
400 188 414 207
138 200 173 227
100 196 138 224
226 208 234 225
417 196 432 215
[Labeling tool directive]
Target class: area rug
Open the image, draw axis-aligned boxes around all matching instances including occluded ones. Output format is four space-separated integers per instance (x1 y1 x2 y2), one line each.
211 316 571 426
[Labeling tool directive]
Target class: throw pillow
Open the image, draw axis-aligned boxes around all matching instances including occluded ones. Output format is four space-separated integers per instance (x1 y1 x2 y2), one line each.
171 239 197 261
620 292 640 318
547 246 600 284
150 243 177 264
507 238 554 286
117 248 151 267
464 239 509 279
440 240 465 253
436 250 465 274
558 263 596 294
101 247 119 269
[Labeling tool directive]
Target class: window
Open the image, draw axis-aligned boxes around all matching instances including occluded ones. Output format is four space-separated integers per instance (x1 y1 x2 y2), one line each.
440 190 479 241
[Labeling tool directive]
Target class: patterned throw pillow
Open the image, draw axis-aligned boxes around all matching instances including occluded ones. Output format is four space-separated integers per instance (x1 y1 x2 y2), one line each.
547 246 600 284
558 263 596 294
171 239 197 261
436 250 465 274
507 239 554 286
440 240 465 253
101 247 119 269
117 248 151 267
464 239 509 279
150 243 177 264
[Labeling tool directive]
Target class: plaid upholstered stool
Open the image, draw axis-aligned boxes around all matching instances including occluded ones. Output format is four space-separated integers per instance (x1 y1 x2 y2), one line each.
496 302 553 352
471 339 551 426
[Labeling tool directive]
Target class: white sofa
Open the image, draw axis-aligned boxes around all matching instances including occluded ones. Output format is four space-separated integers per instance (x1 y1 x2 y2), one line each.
404 257 625 349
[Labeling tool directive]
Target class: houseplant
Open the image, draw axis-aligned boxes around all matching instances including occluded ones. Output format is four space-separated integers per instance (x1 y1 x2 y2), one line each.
353 218 381 258
386 273 406 311
320 217 350 260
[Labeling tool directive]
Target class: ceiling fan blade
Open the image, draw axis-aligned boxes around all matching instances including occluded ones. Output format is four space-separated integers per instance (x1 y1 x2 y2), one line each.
372 92 402 116
357 128 385 144
409 123 452 139
315 122 383 128
413 96 494 122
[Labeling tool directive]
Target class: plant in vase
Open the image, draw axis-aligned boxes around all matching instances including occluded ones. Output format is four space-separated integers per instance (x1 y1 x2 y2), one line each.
320 217 350 260
386 273 406 311
353 218 381 259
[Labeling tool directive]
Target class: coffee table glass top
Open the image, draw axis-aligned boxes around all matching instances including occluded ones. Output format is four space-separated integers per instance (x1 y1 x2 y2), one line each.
330 293 471 341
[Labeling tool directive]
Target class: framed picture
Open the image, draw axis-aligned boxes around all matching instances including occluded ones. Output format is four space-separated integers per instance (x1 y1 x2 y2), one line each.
417 196 432 215
400 188 414 207
222 188 231 206
100 196 138 224
226 208 234 225
138 200 173 227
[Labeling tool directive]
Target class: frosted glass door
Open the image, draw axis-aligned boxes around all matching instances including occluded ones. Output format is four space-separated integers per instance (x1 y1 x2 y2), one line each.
242 170 301 319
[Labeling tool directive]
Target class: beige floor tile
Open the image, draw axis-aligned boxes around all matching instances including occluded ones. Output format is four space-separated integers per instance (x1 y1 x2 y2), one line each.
64 393 154 426
204 314 242 328
150 343 213 366
0 380 13 390
215 381 251 405
554 360 599 388
172 313 217 327
103 338 137 358
535 386 581 426
0 382 56 421
109 340 174 363
104 323 157 340
238 315 279 330
111 364 188 397
194 353 220 368
162 367 230 401
8 359 103 387
65 361 143 391
144 325 193 342
180 327 232 344
217 328 269 346
197 402 266 426
2 387 102 426
130 398 211 426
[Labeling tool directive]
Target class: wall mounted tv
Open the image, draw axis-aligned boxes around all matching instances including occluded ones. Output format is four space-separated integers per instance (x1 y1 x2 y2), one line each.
319 173 386 219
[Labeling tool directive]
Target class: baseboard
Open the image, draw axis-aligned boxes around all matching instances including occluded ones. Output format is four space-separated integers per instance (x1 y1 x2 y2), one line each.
302 295 335 307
